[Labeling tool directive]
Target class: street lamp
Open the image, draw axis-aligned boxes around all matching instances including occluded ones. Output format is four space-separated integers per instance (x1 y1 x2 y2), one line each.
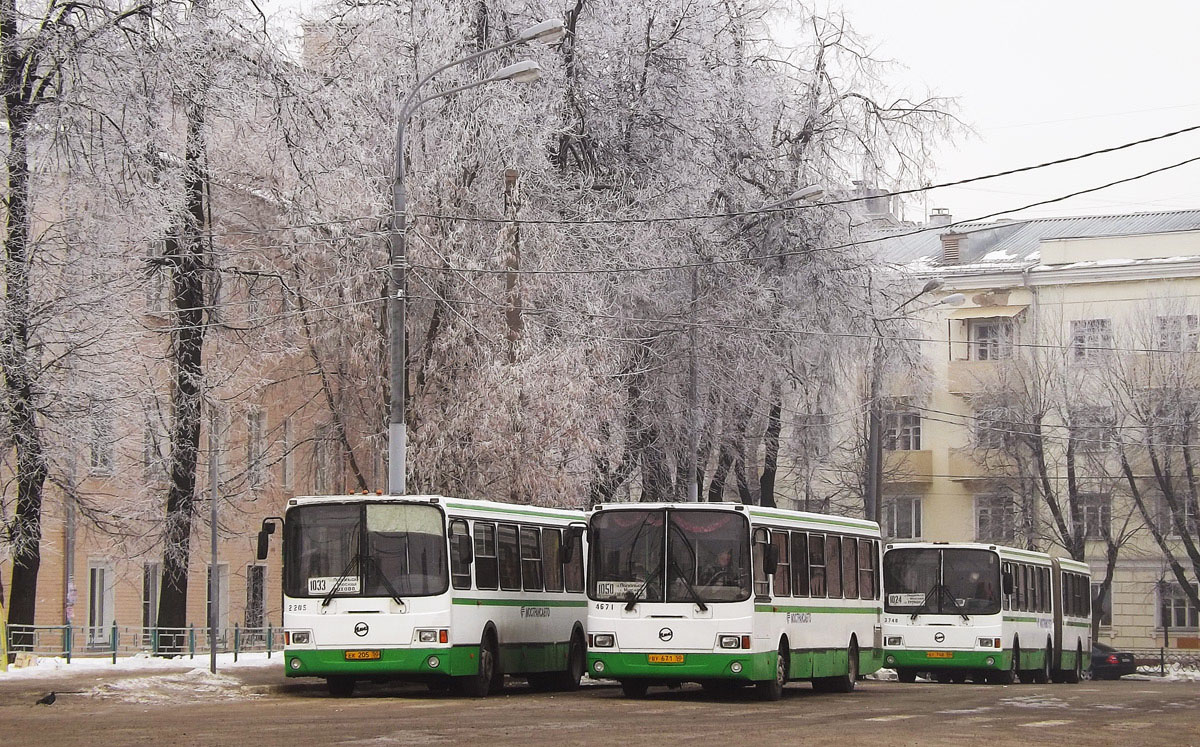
865 283 964 528
388 20 563 495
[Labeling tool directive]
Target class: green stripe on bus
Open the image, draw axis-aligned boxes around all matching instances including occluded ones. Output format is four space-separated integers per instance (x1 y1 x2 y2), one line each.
754 604 879 615
444 503 582 521
452 597 587 608
1002 616 1041 623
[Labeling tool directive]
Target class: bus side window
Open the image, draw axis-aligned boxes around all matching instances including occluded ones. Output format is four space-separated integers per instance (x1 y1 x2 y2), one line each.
825 535 842 599
1043 567 1052 613
1031 565 1040 612
858 539 875 600
563 530 584 593
498 523 522 591
1018 565 1028 612
791 532 809 597
772 530 790 597
752 528 771 598
542 528 563 592
474 522 499 590
1001 562 1011 611
450 519 471 590
521 526 544 591
809 534 826 598
841 534 858 599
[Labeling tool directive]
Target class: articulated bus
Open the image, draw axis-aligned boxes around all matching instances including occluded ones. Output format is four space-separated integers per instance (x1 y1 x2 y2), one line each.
259 495 587 697
881 542 1091 684
585 502 884 700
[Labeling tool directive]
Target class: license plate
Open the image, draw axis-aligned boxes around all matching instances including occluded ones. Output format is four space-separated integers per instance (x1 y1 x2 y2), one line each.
926 651 953 659
345 650 381 661
647 654 685 664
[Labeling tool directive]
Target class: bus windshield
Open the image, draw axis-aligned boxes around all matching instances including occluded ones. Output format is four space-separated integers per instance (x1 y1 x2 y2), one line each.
883 547 1000 615
283 502 448 599
589 509 750 604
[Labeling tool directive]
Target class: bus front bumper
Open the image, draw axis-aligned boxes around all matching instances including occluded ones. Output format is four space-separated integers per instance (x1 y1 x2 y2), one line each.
587 650 772 681
884 648 1011 671
284 645 479 678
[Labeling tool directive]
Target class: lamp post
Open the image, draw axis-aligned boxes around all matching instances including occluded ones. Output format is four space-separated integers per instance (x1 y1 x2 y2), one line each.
687 185 826 501
865 280 964 528
388 20 564 495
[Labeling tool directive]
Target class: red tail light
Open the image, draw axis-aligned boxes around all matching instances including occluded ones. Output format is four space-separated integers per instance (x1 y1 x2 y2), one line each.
1106 655 1119 664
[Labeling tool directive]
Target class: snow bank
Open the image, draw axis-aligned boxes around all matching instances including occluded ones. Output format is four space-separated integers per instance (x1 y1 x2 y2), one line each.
0 651 277 681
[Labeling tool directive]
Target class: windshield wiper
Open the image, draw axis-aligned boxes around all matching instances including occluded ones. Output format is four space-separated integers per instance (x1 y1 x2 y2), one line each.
667 523 708 612
909 583 969 622
322 549 361 608
939 584 970 622
364 552 406 606
625 561 663 611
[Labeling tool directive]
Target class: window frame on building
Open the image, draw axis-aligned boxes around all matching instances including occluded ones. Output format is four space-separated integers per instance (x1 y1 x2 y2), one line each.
1070 318 1113 362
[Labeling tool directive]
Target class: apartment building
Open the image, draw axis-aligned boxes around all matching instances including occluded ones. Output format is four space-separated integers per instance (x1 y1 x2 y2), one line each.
864 209 1200 649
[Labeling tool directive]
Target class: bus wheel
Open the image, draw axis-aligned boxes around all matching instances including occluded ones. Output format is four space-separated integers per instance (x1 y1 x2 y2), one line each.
1031 645 1051 684
1063 646 1082 684
990 645 1017 685
620 680 650 698
553 631 586 691
815 642 858 694
457 634 498 698
756 642 789 701
326 676 355 697
897 668 917 683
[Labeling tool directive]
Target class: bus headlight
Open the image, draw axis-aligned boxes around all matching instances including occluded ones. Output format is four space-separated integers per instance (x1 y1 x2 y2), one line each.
978 637 1001 648
985 657 996 667
885 636 903 647
886 655 896 666
719 635 741 649
289 657 302 670
730 662 743 674
289 630 311 646
594 660 606 673
427 656 440 669
417 629 438 643
592 634 615 648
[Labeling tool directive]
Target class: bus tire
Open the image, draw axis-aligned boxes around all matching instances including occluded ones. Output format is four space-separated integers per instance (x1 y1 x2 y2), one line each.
1029 643 1051 684
756 641 789 701
553 631 586 691
897 668 917 683
620 680 649 698
457 633 498 698
326 676 355 697
1063 645 1082 684
990 644 1017 685
814 641 858 694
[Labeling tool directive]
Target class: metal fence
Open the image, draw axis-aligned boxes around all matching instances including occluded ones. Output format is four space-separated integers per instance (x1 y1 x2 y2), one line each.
5 623 278 664
1125 647 1200 676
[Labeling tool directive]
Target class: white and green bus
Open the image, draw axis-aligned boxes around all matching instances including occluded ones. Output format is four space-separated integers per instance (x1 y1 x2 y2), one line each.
881 542 1091 684
585 502 884 700
258 494 587 697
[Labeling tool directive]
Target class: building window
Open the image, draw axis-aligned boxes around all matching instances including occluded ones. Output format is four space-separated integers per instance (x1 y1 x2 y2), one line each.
90 408 115 476
245 564 266 635
976 493 1017 543
883 411 921 451
1070 406 1115 451
970 319 1014 360
1155 494 1199 537
975 406 1018 449
1156 314 1200 352
246 408 266 489
1159 582 1199 630
313 424 336 493
1091 582 1113 627
1071 318 1112 362
87 561 114 647
882 496 922 539
1078 493 1111 539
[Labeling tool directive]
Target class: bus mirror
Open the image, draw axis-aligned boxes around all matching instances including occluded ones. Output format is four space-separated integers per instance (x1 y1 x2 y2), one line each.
1002 571 1015 595
763 545 779 575
454 535 474 565
256 530 271 561
563 524 586 562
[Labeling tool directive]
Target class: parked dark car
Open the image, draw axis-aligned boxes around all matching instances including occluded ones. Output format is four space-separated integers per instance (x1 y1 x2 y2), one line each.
1088 642 1138 680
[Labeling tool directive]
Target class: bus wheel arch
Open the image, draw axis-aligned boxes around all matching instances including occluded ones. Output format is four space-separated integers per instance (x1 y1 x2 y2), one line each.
554 625 586 691
457 625 500 697
1063 644 1082 684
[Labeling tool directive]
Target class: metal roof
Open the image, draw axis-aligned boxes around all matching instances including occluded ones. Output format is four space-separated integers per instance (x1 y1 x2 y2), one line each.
865 209 1200 269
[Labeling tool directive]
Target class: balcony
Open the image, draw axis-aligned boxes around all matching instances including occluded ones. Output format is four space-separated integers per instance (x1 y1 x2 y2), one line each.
947 447 1017 481
947 358 1013 395
883 449 932 484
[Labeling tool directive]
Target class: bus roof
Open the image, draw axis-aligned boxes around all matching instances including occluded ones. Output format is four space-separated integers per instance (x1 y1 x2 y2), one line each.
883 541 1088 571
591 501 880 534
286 494 586 522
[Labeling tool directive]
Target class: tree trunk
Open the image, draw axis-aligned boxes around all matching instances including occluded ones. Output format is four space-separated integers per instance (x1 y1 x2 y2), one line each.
758 383 782 508
157 90 208 634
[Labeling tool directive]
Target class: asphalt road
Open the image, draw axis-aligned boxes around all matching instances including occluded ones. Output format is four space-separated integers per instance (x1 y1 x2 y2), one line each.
1 666 1197 746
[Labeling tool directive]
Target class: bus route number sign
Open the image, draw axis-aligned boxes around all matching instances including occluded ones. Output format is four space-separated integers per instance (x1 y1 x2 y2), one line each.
308 576 361 595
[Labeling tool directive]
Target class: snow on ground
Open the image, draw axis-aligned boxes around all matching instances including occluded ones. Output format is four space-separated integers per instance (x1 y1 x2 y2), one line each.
87 668 264 704
1 651 276 680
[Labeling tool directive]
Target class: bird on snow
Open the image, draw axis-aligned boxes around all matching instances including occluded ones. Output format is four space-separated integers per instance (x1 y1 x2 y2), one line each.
35 691 56 706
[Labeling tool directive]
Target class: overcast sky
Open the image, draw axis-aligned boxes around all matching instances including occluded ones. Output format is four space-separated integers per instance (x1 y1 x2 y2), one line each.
823 0 1200 223
263 0 1199 224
